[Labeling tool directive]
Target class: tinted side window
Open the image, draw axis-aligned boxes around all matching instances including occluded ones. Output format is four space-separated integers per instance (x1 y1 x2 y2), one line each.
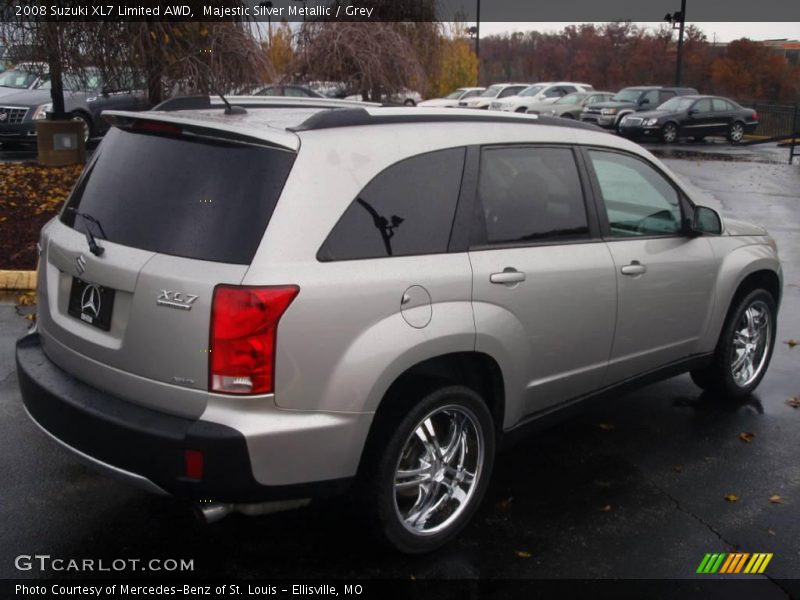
476 147 589 246
659 90 676 104
588 150 682 237
712 98 733 112
499 86 524 98
318 148 465 261
641 90 659 105
694 99 713 113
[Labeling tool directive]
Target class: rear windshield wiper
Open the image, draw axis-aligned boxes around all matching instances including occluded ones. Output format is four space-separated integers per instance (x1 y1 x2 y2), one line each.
66 207 107 257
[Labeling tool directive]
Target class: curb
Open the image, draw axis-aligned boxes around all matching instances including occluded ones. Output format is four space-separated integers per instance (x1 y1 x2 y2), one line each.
0 270 37 291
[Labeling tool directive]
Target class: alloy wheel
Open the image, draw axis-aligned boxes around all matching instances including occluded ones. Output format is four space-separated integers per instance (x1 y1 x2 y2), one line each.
71 115 90 143
730 300 771 388
730 122 744 143
663 123 678 143
393 405 484 536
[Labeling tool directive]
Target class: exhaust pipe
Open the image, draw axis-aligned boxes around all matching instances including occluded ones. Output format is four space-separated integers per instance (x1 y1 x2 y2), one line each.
195 499 311 524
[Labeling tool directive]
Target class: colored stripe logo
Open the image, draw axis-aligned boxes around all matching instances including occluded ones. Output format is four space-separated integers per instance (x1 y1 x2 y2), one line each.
696 553 773 574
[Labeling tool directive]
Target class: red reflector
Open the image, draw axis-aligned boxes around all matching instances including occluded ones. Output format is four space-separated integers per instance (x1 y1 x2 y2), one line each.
209 285 299 395
184 450 204 480
133 120 182 135
752 111 759 121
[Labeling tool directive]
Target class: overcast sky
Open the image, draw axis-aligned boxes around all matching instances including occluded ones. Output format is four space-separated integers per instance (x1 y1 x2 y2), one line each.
479 22 800 42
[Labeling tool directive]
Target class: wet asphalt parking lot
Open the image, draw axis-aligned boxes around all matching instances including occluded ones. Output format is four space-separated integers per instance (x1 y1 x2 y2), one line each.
0 139 799 592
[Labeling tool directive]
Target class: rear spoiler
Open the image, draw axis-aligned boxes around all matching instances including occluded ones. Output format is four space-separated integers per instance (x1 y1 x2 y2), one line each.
154 95 380 112
102 110 300 151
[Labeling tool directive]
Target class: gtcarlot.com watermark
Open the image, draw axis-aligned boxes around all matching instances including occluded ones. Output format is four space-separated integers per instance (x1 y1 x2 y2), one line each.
14 554 194 573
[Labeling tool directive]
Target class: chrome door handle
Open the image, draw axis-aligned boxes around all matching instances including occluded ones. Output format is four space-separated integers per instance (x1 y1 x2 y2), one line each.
620 261 647 276
490 268 526 285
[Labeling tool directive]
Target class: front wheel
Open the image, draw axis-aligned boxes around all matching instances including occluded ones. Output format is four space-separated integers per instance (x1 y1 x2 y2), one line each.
690 289 776 399
362 385 495 553
662 122 678 143
71 112 92 143
728 121 745 144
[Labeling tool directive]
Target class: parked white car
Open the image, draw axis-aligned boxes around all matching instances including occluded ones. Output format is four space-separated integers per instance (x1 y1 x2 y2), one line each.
459 83 530 109
491 82 594 113
418 87 485 108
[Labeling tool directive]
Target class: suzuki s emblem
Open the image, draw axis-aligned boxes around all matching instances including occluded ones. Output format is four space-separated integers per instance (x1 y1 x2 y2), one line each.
0 113 7 122
75 254 87 275
157 290 198 311
80 284 102 319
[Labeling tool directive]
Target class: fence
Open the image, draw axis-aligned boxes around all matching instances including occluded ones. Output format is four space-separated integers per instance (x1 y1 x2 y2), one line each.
746 102 798 138
739 101 798 164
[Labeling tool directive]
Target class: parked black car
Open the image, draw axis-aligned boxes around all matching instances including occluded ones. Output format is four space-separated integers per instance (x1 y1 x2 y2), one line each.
580 86 697 130
0 69 148 146
618 95 759 144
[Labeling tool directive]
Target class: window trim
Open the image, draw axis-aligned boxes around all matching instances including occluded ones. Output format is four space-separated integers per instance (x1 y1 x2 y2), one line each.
579 145 696 242
315 146 469 262
468 143 602 252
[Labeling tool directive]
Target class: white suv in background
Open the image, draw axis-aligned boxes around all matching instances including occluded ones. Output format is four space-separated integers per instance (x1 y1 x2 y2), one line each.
491 82 594 113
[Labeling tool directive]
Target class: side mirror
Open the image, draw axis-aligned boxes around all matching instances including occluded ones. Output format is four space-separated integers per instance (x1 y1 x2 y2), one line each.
691 206 722 235
101 87 111 97
688 108 699 116
639 98 650 106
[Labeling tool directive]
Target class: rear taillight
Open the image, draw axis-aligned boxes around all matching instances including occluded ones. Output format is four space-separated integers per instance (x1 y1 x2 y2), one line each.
752 110 759 121
209 285 299 395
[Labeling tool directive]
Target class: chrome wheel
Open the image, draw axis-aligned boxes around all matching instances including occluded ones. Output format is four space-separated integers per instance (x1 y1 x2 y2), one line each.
393 405 484 536
730 300 771 388
729 122 744 143
663 123 678 143
71 115 90 143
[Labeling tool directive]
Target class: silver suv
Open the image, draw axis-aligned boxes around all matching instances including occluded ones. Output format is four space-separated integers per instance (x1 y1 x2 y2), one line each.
16 98 782 553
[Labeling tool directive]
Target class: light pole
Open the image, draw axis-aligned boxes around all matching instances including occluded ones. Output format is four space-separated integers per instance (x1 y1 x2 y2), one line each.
259 1 273 46
468 0 481 82
665 0 687 86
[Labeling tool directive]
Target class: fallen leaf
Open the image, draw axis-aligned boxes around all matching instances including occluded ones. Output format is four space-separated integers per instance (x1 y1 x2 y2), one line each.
724 494 739 503
594 480 611 487
673 465 683 473
601 504 612 512
515 551 532 558
786 397 800 409
496 497 513 511
785 339 799 348
597 423 615 431
768 529 776 536
769 495 784 504
739 432 755 443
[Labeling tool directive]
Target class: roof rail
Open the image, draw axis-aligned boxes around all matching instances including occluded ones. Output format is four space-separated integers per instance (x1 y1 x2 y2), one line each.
289 108 607 133
153 95 379 112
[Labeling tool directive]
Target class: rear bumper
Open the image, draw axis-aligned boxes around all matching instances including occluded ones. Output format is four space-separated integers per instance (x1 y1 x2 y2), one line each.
15 332 353 502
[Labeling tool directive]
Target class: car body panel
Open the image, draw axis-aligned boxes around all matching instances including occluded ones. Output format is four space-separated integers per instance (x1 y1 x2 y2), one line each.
17 102 782 500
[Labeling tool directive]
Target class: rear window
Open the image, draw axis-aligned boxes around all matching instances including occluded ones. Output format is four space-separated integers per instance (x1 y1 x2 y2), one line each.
61 127 295 264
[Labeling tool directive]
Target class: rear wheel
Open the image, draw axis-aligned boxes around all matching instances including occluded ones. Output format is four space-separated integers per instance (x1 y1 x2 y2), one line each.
403 99 416 107
361 385 495 553
561 113 575 119
71 112 92 143
690 289 776 399
662 122 678 143
728 121 745 144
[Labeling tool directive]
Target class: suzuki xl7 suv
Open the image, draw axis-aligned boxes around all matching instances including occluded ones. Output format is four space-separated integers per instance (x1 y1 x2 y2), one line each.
16 98 782 553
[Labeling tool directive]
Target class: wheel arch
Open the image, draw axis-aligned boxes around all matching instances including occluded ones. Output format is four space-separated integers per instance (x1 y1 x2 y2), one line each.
702 255 782 353
362 352 506 462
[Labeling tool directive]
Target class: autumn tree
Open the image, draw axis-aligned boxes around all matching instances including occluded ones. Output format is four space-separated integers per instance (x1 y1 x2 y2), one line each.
295 22 424 102
431 33 478 97
264 20 295 81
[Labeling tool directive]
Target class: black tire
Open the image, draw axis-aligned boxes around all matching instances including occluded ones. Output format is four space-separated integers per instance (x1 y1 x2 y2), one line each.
361 385 495 553
662 122 678 143
728 121 745 144
515 107 527 113
403 99 416 107
690 289 776 399
561 113 576 119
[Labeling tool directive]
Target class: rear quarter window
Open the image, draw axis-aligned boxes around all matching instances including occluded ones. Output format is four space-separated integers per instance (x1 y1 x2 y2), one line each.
318 148 466 261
